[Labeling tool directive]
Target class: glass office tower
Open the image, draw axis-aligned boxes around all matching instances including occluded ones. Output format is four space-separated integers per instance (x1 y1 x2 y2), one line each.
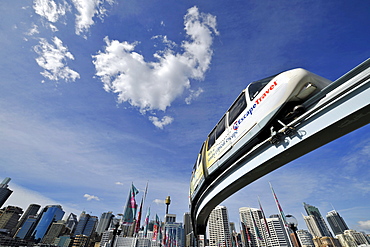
32 205 65 242
0 177 13 208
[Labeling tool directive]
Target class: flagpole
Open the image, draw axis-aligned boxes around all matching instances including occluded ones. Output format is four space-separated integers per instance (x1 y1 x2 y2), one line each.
269 182 294 247
249 208 261 247
257 196 271 245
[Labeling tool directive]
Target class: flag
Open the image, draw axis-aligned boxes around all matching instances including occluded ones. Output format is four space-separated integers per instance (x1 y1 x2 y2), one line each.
135 197 143 233
269 182 288 226
152 214 160 241
143 207 150 238
250 209 263 240
123 183 139 224
241 221 251 245
258 197 271 237
135 182 148 234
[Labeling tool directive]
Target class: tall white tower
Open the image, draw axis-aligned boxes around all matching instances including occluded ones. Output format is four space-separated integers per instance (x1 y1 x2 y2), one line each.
239 207 267 247
208 205 232 247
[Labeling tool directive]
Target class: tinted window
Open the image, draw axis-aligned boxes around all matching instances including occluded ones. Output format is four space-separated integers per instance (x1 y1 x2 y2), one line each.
248 74 277 100
215 116 226 139
228 93 247 126
207 129 216 150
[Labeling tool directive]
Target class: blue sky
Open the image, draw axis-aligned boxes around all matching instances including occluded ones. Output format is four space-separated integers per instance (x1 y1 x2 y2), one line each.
1 0 369 234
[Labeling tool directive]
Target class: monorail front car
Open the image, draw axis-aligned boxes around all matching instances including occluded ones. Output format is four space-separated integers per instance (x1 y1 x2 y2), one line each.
190 68 332 200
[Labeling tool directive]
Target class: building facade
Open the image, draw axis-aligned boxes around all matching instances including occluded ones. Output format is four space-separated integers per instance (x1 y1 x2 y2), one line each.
296 229 314 247
32 205 65 242
326 210 349 236
0 205 23 231
303 203 332 238
74 211 98 237
208 205 232 247
0 178 13 208
96 211 114 236
14 204 40 231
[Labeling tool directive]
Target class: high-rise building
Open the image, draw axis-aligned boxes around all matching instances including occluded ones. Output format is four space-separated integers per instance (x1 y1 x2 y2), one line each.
266 214 292 247
303 215 323 239
0 205 23 231
239 207 267 247
15 204 40 231
15 215 38 239
32 205 65 242
208 205 232 247
74 211 98 237
326 210 349 236
42 220 67 244
0 177 13 208
337 229 370 246
96 211 114 236
303 203 332 238
65 212 78 234
183 212 194 247
296 229 314 247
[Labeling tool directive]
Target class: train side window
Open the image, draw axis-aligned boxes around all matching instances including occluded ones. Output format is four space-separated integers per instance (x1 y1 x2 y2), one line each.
215 116 226 139
228 93 247 125
207 128 216 150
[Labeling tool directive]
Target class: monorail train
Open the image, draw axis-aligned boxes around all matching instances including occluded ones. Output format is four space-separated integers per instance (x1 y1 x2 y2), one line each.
189 68 332 200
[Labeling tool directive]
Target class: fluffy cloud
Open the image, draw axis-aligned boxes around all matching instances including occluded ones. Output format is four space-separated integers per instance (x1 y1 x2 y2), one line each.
33 0 70 23
71 0 115 35
149 116 174 129
34 36 80 82
93 6 218 127
83 194 100 201
358 220 370 230
32 0 114 36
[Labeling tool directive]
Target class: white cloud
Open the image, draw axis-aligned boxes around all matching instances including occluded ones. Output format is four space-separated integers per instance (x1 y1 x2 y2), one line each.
358 220 370 230
149 116 174 129
26 24 40 36
153 199 165 205
33 0 70 23
93 6 218 126
71 0 114 36
115 182 124 185
84 194 100 201
34 36 80 82
185 87 204 104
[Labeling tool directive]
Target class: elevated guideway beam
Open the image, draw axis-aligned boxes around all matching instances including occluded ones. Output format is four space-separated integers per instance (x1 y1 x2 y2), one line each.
192 58 370 236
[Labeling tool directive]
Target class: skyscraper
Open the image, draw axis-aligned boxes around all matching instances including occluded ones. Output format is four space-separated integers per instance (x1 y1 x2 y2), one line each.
303 203 332 238
15 216 38 239
0 177 13 208
15 204 40 231
32 205 65 242
239 207 267 247
208 206 232 247
96 211 114 236
74 211 98 237
326 210 349 236
267 214 292 247
0 205 23 231
65 212 78 234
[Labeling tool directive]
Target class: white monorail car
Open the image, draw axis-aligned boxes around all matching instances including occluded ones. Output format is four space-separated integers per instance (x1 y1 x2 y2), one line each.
190 68 332 200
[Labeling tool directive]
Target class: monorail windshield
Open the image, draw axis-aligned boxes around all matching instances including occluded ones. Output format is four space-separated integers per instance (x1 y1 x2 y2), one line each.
248 74 277 100
228 92 247 125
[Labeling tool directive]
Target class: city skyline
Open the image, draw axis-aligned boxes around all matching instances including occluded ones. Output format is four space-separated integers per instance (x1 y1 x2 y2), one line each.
2 189 369 247
1 0 370 238
2 177 369 237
